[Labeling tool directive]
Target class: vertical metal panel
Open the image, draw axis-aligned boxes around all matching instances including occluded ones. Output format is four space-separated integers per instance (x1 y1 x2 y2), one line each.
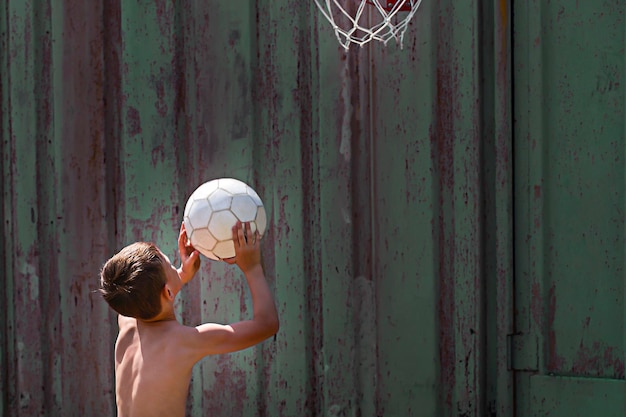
514 0 626 415
365 0 494 414
488 0 515 415
1 1 516 417
365 1 442 414
2 1 116 415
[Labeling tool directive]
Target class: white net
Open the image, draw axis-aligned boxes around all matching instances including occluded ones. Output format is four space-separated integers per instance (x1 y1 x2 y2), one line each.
313 0 423 49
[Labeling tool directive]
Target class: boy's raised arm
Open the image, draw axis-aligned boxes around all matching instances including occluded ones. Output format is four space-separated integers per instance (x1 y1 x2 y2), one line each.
189 222 279 357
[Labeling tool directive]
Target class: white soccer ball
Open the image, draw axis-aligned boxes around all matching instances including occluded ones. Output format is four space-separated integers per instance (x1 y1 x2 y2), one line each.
183 178 267 260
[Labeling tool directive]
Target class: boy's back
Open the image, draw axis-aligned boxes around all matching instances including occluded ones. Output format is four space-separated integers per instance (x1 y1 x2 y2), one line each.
115 316 195 417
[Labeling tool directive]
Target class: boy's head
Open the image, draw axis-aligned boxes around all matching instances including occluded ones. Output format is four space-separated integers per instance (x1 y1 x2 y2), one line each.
99 242 168 320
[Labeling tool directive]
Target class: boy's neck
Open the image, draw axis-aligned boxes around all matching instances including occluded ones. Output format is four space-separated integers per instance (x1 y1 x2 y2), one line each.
140 304 177 324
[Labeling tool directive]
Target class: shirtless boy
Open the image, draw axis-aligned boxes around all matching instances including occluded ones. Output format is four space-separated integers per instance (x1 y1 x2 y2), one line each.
99 221 279 417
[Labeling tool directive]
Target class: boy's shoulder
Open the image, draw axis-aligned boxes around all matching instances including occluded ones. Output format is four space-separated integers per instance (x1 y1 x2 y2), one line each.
118 314 194 333
116 315 201 360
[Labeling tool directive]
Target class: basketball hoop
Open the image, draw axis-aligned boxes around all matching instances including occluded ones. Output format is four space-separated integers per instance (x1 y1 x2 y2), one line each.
313 0 423 49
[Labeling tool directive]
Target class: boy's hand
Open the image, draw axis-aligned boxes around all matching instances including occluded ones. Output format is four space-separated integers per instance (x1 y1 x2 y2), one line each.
224 222 261 273
178 222 201 284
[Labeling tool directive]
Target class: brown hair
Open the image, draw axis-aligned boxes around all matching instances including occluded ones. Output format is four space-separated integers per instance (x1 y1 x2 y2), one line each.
99 242 167 320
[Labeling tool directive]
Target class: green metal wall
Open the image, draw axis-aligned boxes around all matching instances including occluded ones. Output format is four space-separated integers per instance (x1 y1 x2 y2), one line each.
4 0 504 415
513 1 626 416
0 0 622 416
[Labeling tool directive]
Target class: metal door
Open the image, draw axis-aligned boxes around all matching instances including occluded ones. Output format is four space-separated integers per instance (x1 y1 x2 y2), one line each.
513 1 626 415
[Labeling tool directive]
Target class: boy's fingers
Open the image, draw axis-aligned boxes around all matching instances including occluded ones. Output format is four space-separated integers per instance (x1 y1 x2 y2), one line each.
189 250 200 268
245 222 253 243
232 225 239 247
233 222 245 247
178 230 187 254
237 223 246 245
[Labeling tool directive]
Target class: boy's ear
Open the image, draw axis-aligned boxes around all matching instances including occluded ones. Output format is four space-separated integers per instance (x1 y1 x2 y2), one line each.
162 285 174 301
